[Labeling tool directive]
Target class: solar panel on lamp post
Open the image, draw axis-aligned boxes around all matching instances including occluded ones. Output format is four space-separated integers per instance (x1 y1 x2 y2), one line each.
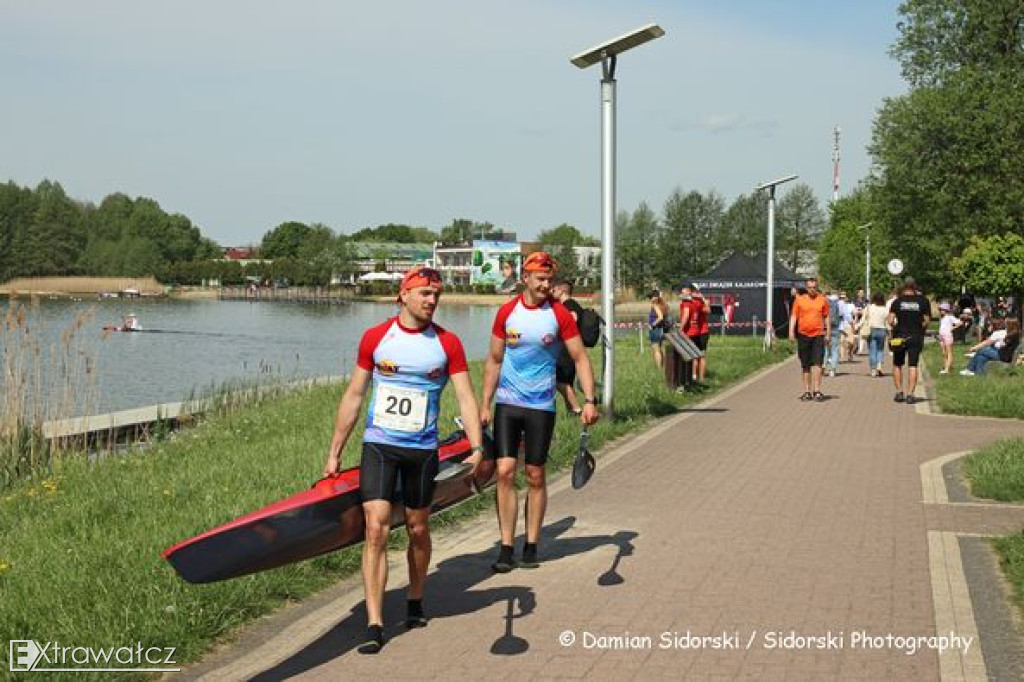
571 23 664 416
755 174 798 350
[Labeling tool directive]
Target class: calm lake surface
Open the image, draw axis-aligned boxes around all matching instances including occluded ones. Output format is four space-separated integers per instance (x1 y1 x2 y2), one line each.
1 299 499 418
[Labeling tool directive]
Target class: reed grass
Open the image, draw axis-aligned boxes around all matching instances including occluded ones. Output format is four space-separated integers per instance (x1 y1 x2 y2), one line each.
1 301 98 487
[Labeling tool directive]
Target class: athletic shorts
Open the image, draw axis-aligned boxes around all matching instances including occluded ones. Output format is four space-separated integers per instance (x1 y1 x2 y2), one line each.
492 403 556 467
693 333 709 352
796 334 825 370
359 442 438 510
891 336 923 368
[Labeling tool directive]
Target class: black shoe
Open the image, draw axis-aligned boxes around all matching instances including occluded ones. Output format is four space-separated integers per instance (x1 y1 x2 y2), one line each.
357 625 385 655
905 395 917 405
405 600 427 629
799 392 813 401
894 392 905 403
519 543 540 569
813 391 826 402
492 544 515 573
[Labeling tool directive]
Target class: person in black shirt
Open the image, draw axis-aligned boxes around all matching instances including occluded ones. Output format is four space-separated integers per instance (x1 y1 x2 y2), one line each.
887 277 931 404
552 279 585 414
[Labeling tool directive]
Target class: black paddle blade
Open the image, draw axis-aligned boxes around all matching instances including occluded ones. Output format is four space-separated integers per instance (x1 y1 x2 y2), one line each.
571 448 595 490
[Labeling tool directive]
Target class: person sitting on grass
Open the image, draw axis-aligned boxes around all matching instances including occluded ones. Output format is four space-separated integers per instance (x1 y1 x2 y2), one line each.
960 319 1020 376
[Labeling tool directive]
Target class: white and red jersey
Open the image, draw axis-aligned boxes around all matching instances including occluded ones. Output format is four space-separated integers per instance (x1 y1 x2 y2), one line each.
491 295 580 412
356 317 468 450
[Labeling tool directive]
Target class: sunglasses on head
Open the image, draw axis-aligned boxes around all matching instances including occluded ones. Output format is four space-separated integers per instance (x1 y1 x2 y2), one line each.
529 257 554 270
415 268 442 283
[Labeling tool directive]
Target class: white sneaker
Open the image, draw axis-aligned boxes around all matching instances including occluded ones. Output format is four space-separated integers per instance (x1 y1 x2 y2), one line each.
959 369 975 376
964 352 976 358
829 369 836 377
939 369 949 375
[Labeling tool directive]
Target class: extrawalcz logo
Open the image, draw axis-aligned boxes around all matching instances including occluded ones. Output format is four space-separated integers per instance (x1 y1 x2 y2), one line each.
10 639 179 673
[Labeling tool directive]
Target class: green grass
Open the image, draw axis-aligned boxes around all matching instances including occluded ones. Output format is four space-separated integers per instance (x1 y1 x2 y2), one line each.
962 438 1024 501
0 336 788 680
922 342 1024 419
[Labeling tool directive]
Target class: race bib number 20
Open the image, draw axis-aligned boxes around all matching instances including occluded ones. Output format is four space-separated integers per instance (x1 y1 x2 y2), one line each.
373 384 428 432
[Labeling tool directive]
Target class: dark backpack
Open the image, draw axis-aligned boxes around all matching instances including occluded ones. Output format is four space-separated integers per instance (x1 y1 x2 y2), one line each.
578 308 603 347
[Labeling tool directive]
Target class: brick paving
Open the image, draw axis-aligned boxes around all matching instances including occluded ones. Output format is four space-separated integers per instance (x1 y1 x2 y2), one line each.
185 355 1024 681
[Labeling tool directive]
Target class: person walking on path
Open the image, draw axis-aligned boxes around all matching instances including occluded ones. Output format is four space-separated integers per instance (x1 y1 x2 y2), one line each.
551 279 584 414
788 277 830 401
480 251 600 573
323 265 485 655
887 277 931 404
863 292 890 377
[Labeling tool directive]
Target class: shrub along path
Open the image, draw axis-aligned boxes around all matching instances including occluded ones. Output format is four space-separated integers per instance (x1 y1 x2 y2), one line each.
182 352 1024 681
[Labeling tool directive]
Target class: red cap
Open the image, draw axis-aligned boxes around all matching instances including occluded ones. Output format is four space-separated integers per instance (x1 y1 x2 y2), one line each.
397 266 443 302
523 251 557 273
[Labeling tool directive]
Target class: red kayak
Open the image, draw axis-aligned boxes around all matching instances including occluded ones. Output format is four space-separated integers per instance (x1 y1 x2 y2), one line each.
163 430 489 584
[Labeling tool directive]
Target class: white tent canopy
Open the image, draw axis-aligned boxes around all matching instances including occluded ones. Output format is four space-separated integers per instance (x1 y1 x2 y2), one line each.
357 271 403 282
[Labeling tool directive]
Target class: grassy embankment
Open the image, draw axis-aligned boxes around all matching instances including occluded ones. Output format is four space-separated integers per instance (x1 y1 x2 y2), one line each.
922 342 1024 624
0 336 789 680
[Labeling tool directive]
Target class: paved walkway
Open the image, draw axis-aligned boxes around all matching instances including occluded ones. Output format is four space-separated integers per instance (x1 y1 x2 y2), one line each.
181 354 1024 681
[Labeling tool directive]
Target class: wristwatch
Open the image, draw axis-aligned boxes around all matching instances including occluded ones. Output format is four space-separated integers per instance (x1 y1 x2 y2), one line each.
471 445 485 454
584 398 597 405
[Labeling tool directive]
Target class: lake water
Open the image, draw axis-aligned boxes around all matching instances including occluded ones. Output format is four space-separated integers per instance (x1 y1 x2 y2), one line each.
0 298 500 418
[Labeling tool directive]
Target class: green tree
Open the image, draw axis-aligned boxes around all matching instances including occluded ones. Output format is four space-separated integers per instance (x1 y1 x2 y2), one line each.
616 203 660 292
350 223 438 243
776 184 826 274
260 221 312 259
951 233 1024 319
817 186 897 296
536 223 599 247
720 193 768 257
657 188 725 285
870 0 1024 291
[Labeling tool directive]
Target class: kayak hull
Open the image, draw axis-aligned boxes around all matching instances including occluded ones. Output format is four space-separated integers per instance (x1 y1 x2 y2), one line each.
163 430 488 584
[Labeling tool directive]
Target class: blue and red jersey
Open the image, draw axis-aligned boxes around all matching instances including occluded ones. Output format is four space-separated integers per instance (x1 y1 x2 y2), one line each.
491 295 580 412
356 317 468 450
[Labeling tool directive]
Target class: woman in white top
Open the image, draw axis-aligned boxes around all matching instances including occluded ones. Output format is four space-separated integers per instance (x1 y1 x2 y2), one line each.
864 292 890 377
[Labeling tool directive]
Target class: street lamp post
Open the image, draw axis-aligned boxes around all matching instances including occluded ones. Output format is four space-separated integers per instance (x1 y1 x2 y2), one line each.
755 174 798 349
571 23 664 416
857 222 873 301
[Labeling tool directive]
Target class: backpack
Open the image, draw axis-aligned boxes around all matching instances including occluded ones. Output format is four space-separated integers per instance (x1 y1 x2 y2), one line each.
578 308 603 347
828 298 842 328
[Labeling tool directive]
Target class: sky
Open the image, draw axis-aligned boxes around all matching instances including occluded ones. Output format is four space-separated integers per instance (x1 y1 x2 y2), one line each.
1 1 906 246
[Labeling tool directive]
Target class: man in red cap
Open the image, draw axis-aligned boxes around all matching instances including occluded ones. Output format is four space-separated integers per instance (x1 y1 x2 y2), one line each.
323 265 484 654
480 251 600 572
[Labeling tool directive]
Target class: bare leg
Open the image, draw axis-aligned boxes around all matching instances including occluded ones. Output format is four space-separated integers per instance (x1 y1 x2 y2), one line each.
811 365 823 393
892 365 903 392
495 457 518 546
523 464 547 544
907 366 919 396
362 500 392 627
802 370 811 393
404 507 431 601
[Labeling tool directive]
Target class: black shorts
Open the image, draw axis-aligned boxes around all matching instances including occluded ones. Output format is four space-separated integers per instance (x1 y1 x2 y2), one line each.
891 336 923 368
492 403 556 467
797 334 825 370
693 333 709 352
359 442 438 510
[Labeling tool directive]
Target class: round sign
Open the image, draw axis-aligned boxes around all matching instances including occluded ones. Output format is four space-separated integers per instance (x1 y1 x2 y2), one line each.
887 258 904 275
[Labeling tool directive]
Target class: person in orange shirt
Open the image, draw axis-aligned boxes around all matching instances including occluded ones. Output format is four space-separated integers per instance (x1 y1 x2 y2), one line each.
788 277 831 401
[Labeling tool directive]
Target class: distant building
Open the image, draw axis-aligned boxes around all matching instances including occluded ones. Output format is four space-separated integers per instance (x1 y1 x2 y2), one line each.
345 242 434 283
221 247 263 265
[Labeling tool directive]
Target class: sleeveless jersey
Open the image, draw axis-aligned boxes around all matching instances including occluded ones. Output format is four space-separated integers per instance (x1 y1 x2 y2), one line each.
357 318 468 449
491 295 580 412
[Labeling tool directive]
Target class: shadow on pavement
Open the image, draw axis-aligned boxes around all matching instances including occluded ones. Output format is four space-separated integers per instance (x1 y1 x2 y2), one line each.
251 516 638 679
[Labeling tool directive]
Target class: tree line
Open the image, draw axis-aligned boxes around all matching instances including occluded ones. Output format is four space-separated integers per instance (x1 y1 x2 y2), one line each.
614 184 825 293
0 180 220 283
